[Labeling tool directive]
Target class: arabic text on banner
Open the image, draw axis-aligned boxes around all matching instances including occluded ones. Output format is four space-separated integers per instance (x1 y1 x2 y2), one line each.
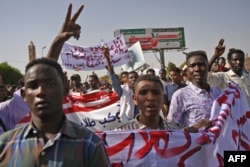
17 82 250 166
96 82 250 167
60 34 130 71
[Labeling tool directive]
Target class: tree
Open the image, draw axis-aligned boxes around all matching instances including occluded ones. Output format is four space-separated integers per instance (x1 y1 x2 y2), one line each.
179 61 187 70
166 61 177 75
0 62 23 85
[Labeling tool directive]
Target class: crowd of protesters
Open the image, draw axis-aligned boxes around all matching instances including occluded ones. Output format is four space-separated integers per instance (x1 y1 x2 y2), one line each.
0 3 250 166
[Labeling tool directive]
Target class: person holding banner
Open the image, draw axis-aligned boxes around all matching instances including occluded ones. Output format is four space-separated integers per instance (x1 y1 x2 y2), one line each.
102 47 139 123
115 74 212 132
119 71 129 85
167 50 221 129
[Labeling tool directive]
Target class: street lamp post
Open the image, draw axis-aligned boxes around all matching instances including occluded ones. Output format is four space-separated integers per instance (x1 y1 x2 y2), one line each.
41 46 46 57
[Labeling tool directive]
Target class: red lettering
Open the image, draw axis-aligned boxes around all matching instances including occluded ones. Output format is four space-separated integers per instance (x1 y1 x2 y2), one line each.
195 133 212 145
135 131 191 158
178 146 201 167
104 132 135 162
111 162 124 167
216 153 224 167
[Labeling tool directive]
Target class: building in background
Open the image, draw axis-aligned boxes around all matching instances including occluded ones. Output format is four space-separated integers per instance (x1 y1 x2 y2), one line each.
244 53 250 72
28 41 36 62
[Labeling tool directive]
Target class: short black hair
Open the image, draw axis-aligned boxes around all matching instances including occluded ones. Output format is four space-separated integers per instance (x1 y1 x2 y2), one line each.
186 50 208 62
128 71 138 76
120 71 129 77
169 67 181 74
25 58 65 84
71 74 81 81
227 49 245 60
134 75 163 91
88 74 99 81
159 69 166 74
146 68 155 74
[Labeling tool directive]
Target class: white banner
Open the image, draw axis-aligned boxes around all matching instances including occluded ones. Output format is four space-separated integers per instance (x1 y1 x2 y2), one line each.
17 82 250 166
18 90 124 131
60 34 130 71
95 82 250 167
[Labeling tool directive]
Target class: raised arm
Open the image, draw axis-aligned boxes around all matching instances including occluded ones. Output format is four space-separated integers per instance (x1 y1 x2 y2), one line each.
208 38 225 71
102 47 114 74
46 3 84 61
102 47 123 97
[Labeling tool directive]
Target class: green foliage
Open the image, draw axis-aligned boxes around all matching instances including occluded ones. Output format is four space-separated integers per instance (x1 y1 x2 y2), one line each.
179 61 187 70
164 61 187 75
166 61 177 75
0 62 23 85
99 75 111 83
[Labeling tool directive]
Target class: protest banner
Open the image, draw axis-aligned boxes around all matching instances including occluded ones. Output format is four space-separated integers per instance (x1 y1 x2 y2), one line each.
17 82 250 166
18 89 124 131
60 34 130 71
96 82 250 167
122 41 146 72
63 89 124 131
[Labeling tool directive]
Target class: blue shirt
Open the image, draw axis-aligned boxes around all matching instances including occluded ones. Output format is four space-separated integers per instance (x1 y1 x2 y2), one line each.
164 82 187 103
0 118 110 167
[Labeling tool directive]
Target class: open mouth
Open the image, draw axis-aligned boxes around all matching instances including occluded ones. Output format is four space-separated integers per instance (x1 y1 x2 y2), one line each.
194 75 202 79
146 104 157 110
36 101 49 109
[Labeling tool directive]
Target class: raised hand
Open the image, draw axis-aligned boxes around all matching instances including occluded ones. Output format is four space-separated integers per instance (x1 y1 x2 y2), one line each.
47 3 84 61
102 47 110 60
209 38 226 70
214 38 225 57
102 47 114 73
58 3 84 41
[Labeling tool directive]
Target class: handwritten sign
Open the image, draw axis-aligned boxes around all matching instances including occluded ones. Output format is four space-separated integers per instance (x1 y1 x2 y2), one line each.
60 35 130 71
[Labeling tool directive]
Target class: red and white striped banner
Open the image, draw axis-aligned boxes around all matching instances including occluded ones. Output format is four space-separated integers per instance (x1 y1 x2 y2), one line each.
18 89 124 131
18 82 250 166
96 82 250 166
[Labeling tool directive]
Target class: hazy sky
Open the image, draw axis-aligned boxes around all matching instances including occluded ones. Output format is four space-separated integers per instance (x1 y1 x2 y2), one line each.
1 0 250 79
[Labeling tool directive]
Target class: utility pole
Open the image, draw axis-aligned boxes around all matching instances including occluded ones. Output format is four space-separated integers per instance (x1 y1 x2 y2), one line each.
159 49 165 69
42 46 46 57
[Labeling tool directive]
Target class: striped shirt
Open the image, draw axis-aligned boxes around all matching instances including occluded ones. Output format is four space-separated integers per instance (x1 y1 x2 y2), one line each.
115 114 180 130
0 118 110 167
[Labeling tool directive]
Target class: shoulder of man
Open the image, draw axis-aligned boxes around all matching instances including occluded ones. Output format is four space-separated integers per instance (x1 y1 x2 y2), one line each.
114 119 137 131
